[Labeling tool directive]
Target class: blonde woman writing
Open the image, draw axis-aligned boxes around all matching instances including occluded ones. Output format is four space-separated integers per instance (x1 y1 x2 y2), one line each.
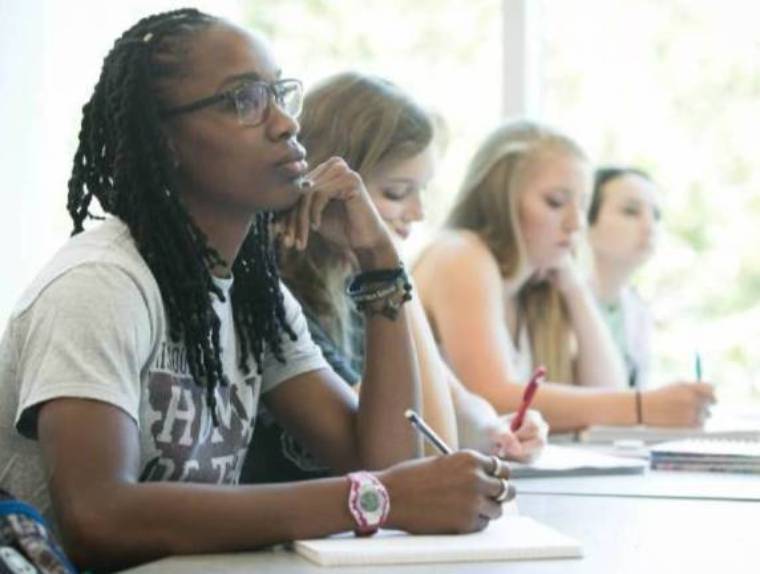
414 121 715 432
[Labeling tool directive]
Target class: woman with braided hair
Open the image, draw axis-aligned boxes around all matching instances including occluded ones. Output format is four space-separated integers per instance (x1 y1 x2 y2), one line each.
0 9 513 572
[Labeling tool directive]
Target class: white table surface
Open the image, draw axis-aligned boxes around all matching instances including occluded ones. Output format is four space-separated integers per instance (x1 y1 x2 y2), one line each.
514 468 760 501
121 491 758 574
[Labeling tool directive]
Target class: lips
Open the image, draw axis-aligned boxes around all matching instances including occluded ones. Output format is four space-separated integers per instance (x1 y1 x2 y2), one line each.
277 158 308 177
274 146 308 179
394 226 411 239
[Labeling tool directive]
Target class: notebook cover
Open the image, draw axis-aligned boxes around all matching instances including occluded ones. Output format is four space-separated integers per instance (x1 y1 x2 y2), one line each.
293 515 582 566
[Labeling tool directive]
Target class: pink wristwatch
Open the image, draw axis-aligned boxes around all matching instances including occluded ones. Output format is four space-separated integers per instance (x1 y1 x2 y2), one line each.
347 471 390 536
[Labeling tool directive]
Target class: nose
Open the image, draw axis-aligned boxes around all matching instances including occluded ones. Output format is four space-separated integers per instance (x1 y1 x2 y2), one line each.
643 215 661 247
405 193 425 223
266 101 300 141
564 203 583 233
643 210 658 233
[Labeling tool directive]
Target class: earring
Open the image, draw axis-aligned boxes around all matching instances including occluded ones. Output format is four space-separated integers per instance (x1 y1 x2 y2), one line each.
166 140 180 168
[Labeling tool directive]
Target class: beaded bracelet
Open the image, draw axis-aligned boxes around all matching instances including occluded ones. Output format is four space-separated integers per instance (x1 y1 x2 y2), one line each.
346 264 413 320
346 265 407 297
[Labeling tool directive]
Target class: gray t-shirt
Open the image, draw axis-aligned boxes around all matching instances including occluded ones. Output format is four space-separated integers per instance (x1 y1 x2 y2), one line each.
0 217 327 525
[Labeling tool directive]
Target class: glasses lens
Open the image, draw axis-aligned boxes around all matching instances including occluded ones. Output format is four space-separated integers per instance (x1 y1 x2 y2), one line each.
277 80 303 117
235 83 268 125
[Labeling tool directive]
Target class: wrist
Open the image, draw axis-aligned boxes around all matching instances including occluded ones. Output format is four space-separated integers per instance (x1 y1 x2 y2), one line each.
634 390 644 425
354 240 401 272
373 469 402 531
346 262 413 320
346 471 390 536
557 275 586 299
639 390 651 425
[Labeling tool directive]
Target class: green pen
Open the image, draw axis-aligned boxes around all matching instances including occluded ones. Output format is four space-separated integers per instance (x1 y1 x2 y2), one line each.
695 352 702 383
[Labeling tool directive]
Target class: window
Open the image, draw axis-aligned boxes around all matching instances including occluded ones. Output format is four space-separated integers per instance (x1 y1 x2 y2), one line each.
541 0 760 399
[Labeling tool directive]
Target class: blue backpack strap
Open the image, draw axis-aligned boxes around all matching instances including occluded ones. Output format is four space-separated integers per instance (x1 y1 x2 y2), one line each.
0 500 78 574
0 501 46 525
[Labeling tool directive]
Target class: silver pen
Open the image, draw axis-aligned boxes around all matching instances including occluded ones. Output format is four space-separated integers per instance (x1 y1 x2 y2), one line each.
404 409 453 455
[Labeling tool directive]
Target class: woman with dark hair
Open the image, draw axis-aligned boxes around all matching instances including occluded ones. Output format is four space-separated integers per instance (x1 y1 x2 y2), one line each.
0 10 510 572
588 166 672 390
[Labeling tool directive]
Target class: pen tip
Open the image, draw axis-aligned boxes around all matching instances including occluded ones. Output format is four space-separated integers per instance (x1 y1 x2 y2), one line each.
404 409 415 420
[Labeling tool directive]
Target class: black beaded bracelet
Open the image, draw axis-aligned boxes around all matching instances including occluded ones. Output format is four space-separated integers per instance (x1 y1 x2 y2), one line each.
346 264 412 320
350 282 401 304
346 264 406 297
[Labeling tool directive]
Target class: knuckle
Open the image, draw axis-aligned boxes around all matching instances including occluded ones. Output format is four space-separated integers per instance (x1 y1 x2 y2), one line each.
459 449 481 467
344 170 361 187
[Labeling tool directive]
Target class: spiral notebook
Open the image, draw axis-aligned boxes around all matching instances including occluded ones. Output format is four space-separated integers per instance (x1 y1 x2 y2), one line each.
650 439 760 474
292 504 582 566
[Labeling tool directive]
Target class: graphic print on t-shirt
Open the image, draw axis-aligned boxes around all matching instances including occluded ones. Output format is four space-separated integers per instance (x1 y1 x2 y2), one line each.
140 340 259 484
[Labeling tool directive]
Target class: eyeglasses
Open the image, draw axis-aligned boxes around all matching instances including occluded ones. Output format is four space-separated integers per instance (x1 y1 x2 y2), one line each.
160 78 303 127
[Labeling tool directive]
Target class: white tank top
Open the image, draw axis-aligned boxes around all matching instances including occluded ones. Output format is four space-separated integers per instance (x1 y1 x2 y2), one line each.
506 322 534 384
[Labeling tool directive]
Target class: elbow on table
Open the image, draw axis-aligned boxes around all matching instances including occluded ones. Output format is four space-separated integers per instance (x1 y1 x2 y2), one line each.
57 497 170 572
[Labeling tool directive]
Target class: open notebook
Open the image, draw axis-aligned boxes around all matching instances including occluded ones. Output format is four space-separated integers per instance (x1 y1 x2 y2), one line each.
292 502 582 566
510 444 647 478
650 439 760 474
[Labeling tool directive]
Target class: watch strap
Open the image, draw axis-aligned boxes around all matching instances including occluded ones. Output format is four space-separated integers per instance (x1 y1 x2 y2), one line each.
346 471 390 536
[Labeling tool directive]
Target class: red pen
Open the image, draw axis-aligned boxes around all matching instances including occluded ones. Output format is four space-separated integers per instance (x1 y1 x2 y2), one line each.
510 366 546 432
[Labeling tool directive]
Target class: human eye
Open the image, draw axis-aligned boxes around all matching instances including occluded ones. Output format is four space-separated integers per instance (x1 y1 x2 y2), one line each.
545 193 564 209
234 83 267 115
622 204 641 217
276 81 298 102
381 186 408 201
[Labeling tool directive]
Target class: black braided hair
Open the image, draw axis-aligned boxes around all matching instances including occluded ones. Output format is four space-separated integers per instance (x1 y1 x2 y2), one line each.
67 8 296 423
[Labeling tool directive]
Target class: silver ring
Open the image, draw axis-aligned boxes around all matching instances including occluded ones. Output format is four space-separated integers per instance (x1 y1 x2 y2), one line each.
495 478 512 502
488 455 500 477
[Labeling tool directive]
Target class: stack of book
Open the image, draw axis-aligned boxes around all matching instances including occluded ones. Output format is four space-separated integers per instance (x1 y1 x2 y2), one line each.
650 439 760 474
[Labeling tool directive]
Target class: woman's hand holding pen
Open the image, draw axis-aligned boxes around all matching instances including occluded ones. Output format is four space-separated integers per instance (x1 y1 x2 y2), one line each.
459 409 547 463
496 410 549 463
642 382 716 427
376 451 513 534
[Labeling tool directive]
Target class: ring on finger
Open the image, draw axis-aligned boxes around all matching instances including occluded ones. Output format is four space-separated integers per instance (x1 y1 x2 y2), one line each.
488 455 500 477
495 478 514 503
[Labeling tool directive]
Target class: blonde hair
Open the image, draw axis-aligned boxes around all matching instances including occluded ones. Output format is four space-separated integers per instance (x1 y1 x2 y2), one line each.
280 72 434 355
446 120 587 383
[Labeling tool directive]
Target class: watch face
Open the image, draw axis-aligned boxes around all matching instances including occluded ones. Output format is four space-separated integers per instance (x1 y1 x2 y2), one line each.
359 489 381 513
